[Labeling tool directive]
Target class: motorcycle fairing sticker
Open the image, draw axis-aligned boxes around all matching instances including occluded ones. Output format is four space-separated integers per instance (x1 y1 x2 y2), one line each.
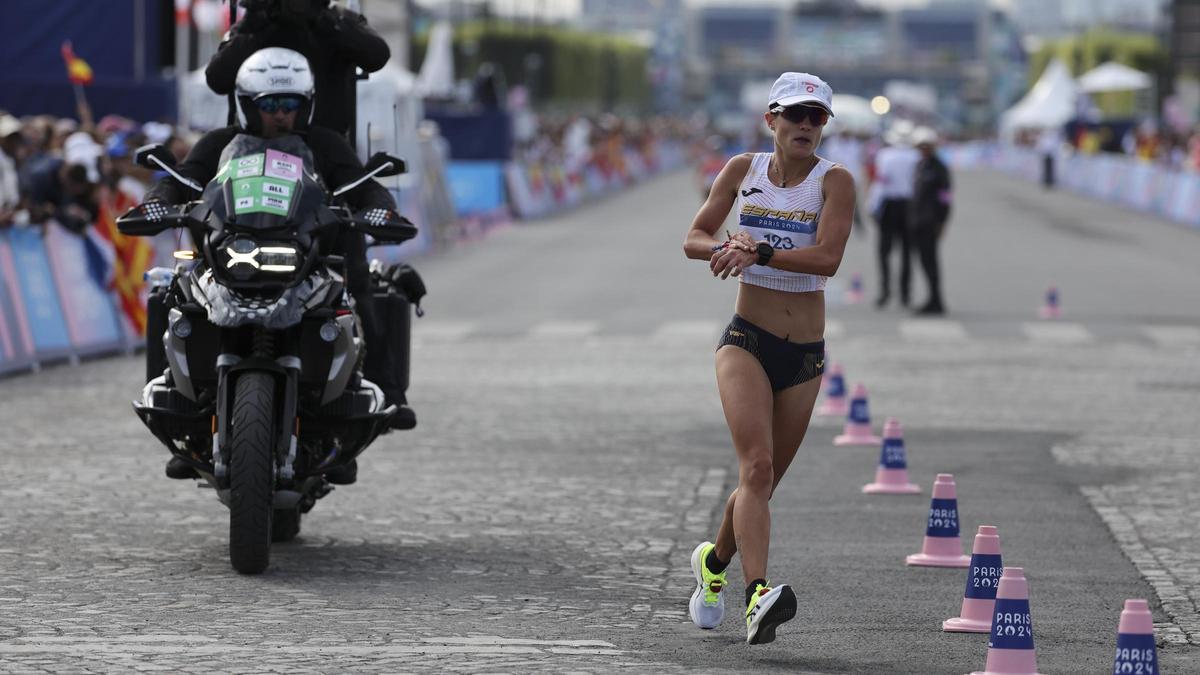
231 174 297 216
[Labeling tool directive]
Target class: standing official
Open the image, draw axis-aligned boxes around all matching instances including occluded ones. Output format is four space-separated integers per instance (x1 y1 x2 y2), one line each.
909 126 951 316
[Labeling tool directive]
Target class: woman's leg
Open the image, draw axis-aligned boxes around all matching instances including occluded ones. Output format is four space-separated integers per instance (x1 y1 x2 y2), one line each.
769 377 822 486
713 346 775 585
712 375 822 564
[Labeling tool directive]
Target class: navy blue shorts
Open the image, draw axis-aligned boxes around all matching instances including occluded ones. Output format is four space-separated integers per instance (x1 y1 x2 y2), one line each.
716 315 825 392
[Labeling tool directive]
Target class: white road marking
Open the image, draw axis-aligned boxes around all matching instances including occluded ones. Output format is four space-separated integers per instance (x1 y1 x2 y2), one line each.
528 321 599 339
899 319 968 342
1021 321 1095 344
414 320 475 341
0 635 622 656
1144 325 1200 348
651 320 723 341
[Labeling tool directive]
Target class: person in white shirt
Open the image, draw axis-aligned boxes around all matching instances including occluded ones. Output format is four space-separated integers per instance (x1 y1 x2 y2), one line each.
870 123 920 308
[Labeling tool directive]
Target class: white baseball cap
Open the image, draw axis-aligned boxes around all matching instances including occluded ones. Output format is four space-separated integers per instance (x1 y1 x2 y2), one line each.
768 72 834 116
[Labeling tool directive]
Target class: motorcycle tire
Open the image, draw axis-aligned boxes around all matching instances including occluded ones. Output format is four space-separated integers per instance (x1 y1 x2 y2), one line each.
228 371 276 574
271 507 301 542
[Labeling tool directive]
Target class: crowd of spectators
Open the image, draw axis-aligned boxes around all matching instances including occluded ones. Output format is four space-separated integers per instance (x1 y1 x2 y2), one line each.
513 112 698 183
1017 120 1200 172
0 104 198 231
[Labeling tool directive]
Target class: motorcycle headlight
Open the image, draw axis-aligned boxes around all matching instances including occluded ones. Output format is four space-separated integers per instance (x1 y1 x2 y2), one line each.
218 237 301 281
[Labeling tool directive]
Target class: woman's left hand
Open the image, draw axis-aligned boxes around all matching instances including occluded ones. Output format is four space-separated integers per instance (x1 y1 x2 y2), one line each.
710 245 756 279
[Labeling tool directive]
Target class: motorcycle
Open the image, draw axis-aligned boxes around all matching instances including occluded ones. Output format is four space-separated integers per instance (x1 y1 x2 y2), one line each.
118 135 416 574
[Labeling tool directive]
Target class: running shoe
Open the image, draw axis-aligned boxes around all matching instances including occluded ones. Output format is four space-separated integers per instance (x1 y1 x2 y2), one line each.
688 541 727 629
745 582 796 645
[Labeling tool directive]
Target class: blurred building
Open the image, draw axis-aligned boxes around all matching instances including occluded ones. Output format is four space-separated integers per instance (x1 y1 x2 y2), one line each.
1010 0 1168 42
684 0 1026 133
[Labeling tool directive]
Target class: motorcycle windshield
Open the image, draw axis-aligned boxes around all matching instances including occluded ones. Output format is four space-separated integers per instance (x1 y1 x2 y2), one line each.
203 134 324 232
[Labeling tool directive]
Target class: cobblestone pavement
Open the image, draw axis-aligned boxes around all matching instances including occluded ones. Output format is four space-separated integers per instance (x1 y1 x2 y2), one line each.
1 170 1198 672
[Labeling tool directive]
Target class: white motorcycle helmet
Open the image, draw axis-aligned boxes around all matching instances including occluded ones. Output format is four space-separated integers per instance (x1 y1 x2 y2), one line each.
234 47 316 135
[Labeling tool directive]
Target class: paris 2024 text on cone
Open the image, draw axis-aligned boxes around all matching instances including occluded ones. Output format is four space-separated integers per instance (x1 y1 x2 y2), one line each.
944 526 1003 632
834 383 881 446
862 417 920 494
968 567 1044 675
817 362 849 417
907 473 970 567
1113 599 1159 675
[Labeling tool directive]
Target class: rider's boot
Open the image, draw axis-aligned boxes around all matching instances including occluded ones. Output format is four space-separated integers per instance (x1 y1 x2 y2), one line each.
165 456 200 480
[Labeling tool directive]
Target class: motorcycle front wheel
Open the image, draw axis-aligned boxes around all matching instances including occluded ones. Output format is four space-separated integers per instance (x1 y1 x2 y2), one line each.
228 371 276 574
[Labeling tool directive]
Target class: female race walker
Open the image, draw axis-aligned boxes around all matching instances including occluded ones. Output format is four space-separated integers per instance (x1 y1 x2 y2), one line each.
682 72 854 645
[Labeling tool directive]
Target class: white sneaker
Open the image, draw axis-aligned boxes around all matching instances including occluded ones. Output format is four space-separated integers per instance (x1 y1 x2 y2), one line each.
745 583 796 645
687 541 727 629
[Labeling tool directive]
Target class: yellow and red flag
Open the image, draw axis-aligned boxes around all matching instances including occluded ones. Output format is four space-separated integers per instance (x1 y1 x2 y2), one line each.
61 41 94 86
92 189 153 335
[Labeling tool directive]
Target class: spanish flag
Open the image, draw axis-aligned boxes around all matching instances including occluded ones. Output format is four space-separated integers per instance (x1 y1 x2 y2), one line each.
61 41 94 86
92 189 154 336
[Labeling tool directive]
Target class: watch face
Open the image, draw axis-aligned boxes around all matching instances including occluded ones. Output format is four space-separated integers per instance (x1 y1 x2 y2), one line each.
757 242 772 256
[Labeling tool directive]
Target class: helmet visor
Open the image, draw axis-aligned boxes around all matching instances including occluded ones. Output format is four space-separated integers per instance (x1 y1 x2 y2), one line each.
254 95 306 114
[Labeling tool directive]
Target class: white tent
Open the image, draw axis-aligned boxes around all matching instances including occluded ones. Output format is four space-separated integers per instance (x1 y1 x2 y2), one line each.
417 21 455 99
999 58 1079 136
1077 61 1152 93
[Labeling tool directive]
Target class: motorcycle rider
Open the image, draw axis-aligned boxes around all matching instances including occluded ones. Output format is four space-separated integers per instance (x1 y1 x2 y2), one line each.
145 47 413 483
205 0 389 137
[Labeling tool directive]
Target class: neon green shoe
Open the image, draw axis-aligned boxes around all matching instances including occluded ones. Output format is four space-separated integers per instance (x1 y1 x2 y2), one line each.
745 581 796 645
688 542 727 629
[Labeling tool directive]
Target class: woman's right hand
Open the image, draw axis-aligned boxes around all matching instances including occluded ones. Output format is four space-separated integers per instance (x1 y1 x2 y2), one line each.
710 245 756 280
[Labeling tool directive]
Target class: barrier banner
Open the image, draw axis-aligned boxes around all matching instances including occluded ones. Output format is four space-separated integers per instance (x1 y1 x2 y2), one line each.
4 226 72 360
42 222 126 356
1168 174 1200 227
445 161 508 217
0 236 35 373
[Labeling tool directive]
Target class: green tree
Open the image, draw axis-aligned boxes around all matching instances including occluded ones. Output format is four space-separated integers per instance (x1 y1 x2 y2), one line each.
411 22 651 113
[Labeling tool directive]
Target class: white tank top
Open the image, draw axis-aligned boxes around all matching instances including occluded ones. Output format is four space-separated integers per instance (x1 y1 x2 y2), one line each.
735 153 836 294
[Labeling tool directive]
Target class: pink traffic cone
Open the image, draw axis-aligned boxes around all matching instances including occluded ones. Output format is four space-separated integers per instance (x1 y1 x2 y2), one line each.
1112 599 1159 675
944 526 1004 632
834 383 881 446
1039 286 1060 319
845 272 864 304
906 473 970 567
817 362 849 417
968 567 1044 675
862 418 920 494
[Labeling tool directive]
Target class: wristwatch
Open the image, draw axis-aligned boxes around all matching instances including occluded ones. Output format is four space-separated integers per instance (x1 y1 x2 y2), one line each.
755 241 775 267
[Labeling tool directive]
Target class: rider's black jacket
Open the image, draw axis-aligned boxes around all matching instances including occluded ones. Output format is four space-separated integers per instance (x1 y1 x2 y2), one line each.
205 8 390 136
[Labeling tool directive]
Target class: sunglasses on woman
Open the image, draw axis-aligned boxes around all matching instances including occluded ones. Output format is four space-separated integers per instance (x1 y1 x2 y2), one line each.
254 95 305 114
771 105 830 127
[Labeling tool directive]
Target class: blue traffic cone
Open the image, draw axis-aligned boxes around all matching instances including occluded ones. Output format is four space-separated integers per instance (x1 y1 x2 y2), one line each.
969 567 1044 675
906 473 970 567
834 383 881 446
1113 599 1159 675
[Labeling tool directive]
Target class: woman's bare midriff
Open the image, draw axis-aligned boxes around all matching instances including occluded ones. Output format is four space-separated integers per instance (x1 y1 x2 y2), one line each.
734 282 825 343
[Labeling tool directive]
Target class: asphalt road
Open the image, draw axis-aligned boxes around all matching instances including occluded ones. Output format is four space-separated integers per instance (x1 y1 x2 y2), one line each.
0 166 1197 673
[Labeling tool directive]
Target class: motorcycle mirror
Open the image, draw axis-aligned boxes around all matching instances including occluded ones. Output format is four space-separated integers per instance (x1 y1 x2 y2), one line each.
134 143 177 171
134 143 205 193
363 152 407 178
331 153 407 198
